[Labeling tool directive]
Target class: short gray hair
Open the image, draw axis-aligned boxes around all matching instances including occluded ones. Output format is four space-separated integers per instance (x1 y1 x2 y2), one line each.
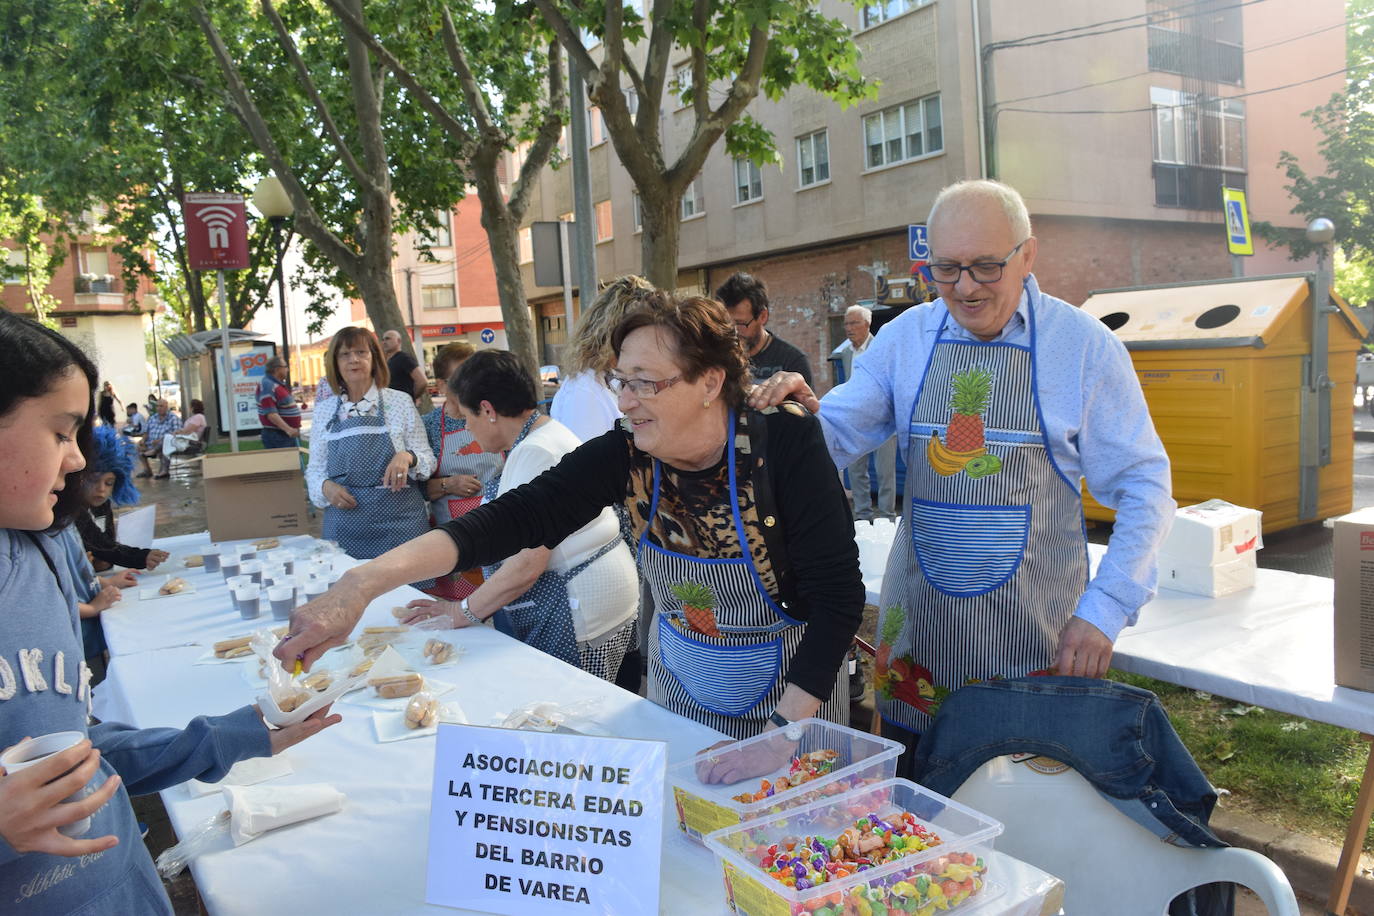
845 304 872 324
266 355 287 370
928 179 1032 244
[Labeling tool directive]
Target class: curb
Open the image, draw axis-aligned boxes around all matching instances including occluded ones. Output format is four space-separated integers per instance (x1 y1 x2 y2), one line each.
1206 808 1372 914
1356 427 1374 443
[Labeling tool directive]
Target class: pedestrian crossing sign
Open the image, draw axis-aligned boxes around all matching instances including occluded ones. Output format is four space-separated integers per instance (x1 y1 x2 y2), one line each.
1222 188 1253 256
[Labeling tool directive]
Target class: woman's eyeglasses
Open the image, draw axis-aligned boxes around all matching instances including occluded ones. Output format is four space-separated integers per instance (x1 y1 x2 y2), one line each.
606 373 683 397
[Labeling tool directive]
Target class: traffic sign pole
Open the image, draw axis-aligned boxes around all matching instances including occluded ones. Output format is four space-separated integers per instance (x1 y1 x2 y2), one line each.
217 270 238 452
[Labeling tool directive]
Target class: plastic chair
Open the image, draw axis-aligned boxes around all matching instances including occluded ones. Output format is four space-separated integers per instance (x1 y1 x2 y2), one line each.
950 755 1299 916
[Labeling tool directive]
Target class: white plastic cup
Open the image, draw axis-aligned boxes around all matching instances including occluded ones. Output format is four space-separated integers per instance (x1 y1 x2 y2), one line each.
237 545 258 561
233 583 262 619
303 577 328 602
225 575 252 614
279 554 296 576
267 585 295 620
203 551 223 574
241 560 263 585
0 731 97 837
220 556 241 580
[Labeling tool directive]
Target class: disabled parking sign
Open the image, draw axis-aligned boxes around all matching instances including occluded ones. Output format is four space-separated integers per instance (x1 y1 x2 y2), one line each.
908 224 929 261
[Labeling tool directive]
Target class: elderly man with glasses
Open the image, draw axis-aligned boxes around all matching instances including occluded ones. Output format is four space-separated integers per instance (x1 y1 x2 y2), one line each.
750 179 1173 774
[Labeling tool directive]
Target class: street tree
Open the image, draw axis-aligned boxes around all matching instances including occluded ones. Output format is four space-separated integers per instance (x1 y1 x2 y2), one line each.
320 0 565 378
534 0 874 288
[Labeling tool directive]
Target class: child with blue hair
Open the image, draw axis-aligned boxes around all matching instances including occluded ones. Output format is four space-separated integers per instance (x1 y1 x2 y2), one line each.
73 426 169 573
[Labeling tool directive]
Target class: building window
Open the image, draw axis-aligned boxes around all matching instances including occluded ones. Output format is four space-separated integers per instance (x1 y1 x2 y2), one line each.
1151 87 1246 209
673 62 694 109
595 200 613 241
418 209 452 249
680 178 705 220
421 284 457 311
733 159 763 204
3 249 24 284
797 130 830 187
626 87 639 118
861 0 931 29
588 106 608 147
863 95 943 169
632 192 643 232
519 227 533 263
1147 0 1242 85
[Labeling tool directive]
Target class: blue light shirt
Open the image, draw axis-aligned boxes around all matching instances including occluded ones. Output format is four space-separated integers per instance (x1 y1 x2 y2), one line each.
818 273 1174 642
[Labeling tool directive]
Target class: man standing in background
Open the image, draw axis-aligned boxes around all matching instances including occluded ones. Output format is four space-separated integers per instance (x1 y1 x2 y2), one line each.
716 272 813 385
258 356 302 449
382 329 428 402
836 304 897 521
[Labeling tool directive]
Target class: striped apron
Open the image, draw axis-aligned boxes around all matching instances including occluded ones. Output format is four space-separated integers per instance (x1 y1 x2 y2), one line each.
429 406 502 600
642 412 848 740
876 298 1087 736
322 397 432 586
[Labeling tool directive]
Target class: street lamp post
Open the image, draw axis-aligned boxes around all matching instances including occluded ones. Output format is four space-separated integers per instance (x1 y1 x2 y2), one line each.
252 176 294 385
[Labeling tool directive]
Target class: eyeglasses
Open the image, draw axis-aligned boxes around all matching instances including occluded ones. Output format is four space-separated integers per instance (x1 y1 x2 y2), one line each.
606 373 683 397
925 240 1028 285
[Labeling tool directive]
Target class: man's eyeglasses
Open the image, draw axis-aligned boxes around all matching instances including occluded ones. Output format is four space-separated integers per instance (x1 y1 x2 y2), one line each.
606 373 683 397
923 240 1028 285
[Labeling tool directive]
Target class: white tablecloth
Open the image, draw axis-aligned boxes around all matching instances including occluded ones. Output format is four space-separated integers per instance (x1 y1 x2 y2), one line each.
855 521 1374 735
95 532 1061 916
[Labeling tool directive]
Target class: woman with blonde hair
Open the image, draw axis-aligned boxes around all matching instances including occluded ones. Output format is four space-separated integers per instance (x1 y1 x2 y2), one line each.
305 327 435 580
551 275 657 442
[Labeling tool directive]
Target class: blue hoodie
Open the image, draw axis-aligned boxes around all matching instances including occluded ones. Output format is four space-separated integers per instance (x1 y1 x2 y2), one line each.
0 529 271 914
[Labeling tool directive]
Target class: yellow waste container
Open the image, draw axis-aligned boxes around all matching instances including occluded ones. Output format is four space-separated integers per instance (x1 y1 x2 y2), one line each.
1079 274 1366 533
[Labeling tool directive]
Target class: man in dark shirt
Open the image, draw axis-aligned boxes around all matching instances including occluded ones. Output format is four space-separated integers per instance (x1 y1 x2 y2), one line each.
381 329 427 401
715 272 813 385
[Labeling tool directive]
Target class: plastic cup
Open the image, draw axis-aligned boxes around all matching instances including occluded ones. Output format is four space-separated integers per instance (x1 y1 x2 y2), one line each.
220 556 241 580
237 545 258 561
0 731 98 837
225 575 252 613
267 585 296 620
233 583 262 619
241 560 263 584
203 551 222 574
279 555 296 576
303 577 328 602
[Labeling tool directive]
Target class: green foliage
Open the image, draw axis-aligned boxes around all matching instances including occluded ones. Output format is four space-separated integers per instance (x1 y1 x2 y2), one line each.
1261 0 1374 263
669 581 716 609
879 605 905 646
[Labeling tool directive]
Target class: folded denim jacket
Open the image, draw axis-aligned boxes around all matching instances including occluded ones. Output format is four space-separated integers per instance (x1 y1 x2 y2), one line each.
911 675 1225 849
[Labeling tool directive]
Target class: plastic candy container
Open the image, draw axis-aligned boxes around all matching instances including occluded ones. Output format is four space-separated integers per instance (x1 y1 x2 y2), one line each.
705 778 1004 916
666 720 902 845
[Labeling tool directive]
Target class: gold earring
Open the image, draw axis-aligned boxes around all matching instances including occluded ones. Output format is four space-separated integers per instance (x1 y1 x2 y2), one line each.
703 399 711 409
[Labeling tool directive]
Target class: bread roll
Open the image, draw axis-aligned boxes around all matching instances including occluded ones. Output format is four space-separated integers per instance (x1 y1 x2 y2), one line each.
370 673 423 698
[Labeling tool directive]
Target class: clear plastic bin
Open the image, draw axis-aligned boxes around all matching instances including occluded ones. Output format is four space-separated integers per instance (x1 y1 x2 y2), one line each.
666 719 902 844
704 777 1005 916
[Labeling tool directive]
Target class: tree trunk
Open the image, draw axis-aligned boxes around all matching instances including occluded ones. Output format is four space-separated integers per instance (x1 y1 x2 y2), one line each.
473 171 540 391
639 190 681 291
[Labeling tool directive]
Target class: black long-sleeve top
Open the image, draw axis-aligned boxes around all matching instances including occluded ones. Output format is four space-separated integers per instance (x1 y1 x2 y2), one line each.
75 504 151 572
440 405 863 701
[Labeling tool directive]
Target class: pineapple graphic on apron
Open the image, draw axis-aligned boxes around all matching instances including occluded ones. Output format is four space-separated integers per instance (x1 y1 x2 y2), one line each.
875 297 1088 735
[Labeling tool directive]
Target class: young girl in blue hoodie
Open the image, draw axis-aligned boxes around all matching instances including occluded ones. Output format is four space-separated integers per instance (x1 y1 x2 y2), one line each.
0 312 341 914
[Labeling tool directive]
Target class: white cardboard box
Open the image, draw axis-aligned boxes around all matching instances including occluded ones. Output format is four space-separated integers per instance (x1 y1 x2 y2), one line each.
1158 499 1263 567
1334 507 1374 692
1158 552 1257 598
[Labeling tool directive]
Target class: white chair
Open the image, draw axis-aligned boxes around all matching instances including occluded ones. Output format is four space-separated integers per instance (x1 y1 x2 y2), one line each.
950 755 1299 916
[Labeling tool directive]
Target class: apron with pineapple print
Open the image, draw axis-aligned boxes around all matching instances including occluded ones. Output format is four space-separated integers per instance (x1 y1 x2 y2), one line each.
641 411 848 740
876 297 1088 736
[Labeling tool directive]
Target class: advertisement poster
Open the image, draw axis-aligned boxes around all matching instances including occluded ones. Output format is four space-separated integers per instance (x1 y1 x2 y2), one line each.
214 343 276 434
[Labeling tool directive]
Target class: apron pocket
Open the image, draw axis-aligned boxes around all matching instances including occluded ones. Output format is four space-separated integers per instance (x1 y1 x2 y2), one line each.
657 616 782 717
911 498 1030 596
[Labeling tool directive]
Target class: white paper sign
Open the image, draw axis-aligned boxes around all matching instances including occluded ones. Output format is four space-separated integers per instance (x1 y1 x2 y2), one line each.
116 504 157 550
425 724 666 916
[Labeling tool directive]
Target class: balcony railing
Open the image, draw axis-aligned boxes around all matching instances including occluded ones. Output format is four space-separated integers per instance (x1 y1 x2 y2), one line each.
1153 163 1246 210
74 276 121 294
1148 27 1243 85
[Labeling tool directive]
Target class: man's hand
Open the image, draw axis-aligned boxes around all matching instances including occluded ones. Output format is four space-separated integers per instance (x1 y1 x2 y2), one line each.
745 371 819 414
322 480 358 510
0 739 122 857
273 586 368 672
262 705 342 754
1054 617 1112 678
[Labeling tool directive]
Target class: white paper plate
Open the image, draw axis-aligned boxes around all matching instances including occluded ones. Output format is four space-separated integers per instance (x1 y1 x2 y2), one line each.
371 702 467 743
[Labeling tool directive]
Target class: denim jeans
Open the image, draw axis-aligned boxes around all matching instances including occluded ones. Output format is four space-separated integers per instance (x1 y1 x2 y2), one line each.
260 427 297 450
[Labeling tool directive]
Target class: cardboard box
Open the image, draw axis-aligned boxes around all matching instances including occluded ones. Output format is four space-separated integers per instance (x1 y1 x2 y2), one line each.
1159 499 1263 566
1334 507 1374 692
202 448 309 542
1159 552 1257 598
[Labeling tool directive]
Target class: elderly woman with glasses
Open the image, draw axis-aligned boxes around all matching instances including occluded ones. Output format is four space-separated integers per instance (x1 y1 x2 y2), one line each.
282 294 864 749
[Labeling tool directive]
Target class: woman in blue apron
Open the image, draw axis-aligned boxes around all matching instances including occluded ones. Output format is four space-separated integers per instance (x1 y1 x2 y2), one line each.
402 350 638 682
304 327 435 586
294 296 863 743
421 342 503 601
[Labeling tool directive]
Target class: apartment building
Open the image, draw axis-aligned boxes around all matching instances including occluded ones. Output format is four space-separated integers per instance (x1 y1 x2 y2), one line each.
514 0 1344 389
2 210 162 405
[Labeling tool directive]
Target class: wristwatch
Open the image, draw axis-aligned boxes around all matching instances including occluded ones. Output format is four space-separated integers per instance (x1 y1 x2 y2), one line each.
768 711 804 741
459 598 483 626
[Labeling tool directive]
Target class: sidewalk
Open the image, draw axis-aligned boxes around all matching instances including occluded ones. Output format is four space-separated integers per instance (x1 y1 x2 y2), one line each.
128 457 1356 914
